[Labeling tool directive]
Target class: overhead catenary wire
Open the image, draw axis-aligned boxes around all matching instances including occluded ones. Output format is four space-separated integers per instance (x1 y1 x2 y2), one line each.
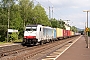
34 0 54 19
48 0 69 20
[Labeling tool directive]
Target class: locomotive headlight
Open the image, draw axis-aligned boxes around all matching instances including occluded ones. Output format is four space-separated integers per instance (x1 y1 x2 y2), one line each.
24 36 27 38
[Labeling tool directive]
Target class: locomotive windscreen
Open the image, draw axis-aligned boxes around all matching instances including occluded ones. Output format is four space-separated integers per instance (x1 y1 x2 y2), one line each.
26 27 37 31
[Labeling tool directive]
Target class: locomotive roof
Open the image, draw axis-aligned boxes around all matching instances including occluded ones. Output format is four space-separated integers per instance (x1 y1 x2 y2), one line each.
26 24 52 28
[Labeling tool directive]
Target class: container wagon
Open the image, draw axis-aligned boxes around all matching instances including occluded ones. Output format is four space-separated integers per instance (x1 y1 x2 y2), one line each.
63 30 68 38
56 28 63 39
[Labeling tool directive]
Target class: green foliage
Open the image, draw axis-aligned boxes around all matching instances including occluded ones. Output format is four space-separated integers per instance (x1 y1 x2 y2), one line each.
49 18 65 29
9 32 18 42
19 0 34 27
49 18 58 28
71 26 78 32
13 39 22 43
0 25 7 42
33 3 51 26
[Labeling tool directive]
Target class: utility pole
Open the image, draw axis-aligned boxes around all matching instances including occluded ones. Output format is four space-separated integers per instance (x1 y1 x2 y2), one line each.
8 2 10 29
7 0 10 42
83 10 90 48
85 22 86 35
52 6 53 19
49 6 51 19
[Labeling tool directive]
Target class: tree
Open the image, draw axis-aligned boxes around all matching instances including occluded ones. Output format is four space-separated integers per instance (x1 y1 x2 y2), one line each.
19 0 34 27
33 4 51 26
0 0 24 41
49 18 58 28
58 19 66 29
71 26 78 32
0 0 9 42
10 4 23 30
0 25 7 42
49 18 65 29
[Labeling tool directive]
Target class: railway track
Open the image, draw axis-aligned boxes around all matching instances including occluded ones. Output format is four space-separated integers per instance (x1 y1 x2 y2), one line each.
0 44 26 58
0 36 80 60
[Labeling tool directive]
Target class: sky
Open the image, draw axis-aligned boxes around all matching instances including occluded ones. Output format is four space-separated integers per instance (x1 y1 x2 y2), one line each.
34 0 90 29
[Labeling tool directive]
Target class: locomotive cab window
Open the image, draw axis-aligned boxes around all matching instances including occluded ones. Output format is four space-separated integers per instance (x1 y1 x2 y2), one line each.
26 29 31 31
26 27 37 31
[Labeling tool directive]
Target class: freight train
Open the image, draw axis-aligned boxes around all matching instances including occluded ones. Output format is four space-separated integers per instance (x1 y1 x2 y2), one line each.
22 25 80 45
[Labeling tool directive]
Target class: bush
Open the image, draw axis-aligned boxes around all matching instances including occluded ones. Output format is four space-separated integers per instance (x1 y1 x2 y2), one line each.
9 32 18 42
0 25 7 42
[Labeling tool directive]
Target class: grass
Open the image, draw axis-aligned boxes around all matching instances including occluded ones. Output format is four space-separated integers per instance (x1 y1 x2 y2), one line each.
0 42 12 45
13 39 23 43
0 42 5 44
0 39 23 45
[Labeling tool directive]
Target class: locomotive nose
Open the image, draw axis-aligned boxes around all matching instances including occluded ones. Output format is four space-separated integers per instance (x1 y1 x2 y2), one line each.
24 36 36 39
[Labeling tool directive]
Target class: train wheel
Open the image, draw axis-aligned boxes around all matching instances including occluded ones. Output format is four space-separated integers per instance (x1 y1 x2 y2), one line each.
40 41 43 45
21 43 26 46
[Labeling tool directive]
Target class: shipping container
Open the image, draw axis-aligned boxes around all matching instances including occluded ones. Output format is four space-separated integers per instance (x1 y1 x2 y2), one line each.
63 30 68 38
66 30 68 37
72 31 74 36
70 31 72 37
67 30 70 37
70 31 74 37
56 28 63 38
43 27 54 40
